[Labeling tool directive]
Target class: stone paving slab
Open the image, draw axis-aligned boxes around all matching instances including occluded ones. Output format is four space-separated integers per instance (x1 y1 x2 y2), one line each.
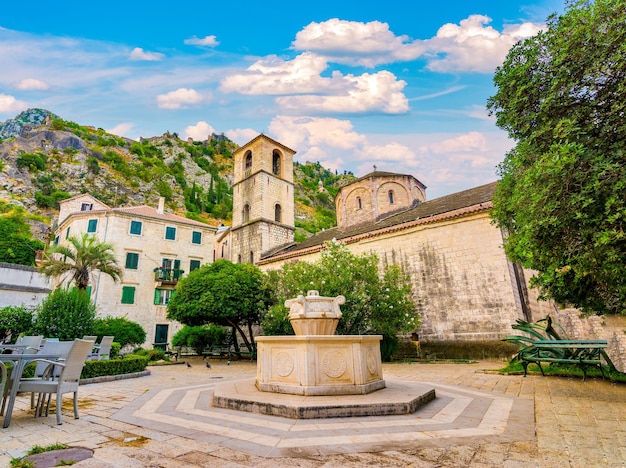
0 359 624 467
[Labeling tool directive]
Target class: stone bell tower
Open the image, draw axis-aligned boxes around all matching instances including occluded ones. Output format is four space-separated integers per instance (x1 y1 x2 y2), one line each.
230 134 295 264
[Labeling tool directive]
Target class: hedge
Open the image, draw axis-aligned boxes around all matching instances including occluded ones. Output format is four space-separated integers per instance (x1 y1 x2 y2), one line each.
80 354 150 379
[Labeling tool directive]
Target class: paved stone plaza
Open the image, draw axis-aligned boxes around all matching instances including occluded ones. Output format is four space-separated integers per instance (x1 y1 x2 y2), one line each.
1 358 625 467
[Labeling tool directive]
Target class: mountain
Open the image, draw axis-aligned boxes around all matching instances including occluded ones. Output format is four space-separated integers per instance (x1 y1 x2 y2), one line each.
0 109 354 244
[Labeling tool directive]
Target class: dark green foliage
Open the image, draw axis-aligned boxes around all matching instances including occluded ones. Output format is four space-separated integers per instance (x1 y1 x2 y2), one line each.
92 316 146 348
171 324 228 355
34 288 96 340
133 348 166 361
487 0 626 315
80 354 149 379
86 157 100 174
0 306 35 342
16 152 47 171
0 204 44 266
167 260 271 349
261 241 418 361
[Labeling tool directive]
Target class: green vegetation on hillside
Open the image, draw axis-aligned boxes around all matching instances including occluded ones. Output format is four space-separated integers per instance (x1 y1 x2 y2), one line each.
0 202 45 266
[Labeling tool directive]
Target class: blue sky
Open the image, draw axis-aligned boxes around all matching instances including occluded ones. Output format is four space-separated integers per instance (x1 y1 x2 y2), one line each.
0 0 564 198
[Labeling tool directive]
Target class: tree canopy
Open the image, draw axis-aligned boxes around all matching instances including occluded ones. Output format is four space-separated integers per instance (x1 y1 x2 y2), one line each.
0 204 44 266
166 260 271 349
39 233 122 290
487 0 626 315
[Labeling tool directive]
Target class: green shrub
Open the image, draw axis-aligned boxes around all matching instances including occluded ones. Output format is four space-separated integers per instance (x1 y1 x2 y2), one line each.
80 354 149 379
16 152 47 171
110 342 121 359
34 288 95 340
0 306 35 343
92 316 146 348
172 324 228 355
133 347 166 361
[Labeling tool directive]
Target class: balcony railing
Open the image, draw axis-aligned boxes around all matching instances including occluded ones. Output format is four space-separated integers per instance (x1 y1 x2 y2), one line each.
154 267 184 283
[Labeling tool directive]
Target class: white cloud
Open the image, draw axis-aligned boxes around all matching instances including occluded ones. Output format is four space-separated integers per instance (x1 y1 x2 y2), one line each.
184 35 219 47
225 128 259 146
0 94 28 113
291 16 541 72
106 122 134 137
292 18 424 67
424 15 543 72
221 53 408 114
184 121 216 141
428 131 488 154
156 88 206 109
14 78 49 90
129 47 165 61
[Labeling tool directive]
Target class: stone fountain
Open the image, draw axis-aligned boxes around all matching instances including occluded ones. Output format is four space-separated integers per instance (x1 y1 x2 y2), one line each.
255 290 386 395
212 290 436 419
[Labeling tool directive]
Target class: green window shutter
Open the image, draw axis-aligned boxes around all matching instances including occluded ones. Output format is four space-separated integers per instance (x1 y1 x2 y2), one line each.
87 219 98 233
165 226 176 240
192 231 202 244
86 285 92 297
121 286 135 304
125 252 139 269
65 227 70 239
190 260 201 271
173 259 181 269
154 289 161 305
130 220 142 235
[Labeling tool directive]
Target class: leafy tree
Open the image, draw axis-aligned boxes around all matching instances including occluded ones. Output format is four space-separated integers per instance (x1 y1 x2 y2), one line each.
39 233 123 290
171 324 228 355
34 287 96 340
0 306 35 343
487 0 626 315
0 205 45 266
167 260 271 350
261 241 418 361
92 316 146 348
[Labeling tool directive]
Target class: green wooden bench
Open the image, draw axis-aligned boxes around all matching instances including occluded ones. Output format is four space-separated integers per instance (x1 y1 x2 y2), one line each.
519 339 608 381
228 343 257 362
202 343 231 360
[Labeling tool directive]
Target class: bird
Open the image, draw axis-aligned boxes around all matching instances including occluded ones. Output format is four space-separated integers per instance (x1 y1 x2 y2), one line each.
227 360 231 366
205 362 211 369
186 362 192 368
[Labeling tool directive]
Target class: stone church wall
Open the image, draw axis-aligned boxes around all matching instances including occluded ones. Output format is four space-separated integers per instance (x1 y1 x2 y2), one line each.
260 210 526 342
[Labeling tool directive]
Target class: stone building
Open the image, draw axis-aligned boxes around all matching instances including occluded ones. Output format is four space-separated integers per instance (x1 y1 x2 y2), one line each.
229 134 296 264
0 262 50 309
52 193 217 346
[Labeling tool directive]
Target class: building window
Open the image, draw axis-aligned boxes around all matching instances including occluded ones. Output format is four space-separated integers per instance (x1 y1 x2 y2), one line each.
274 204 282 223
272 151 281 176
357 197 362 210
125 252 139 269
165 226 176 240
191 231 202 244
54 236 59 245
87 219 98 233
242 204 250 223
65 227 70 239
190 259 201 272
249 251 254 263
388 190 395 204
154 288 174 305
121 286 136 304
237 254 242 263
80 203 93 211
245 151 252 170
129 220 142 235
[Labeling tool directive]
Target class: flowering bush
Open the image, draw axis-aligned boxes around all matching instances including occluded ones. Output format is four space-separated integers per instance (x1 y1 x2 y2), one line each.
261 241 419 360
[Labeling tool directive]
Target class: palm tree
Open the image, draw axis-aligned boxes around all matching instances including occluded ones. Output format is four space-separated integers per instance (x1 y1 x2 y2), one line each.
40 233 122 290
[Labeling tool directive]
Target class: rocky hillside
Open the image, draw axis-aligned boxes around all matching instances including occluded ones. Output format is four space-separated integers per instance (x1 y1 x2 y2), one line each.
0 109 353 243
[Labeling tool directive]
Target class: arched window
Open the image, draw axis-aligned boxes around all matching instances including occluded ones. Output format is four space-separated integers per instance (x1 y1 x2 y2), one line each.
388 190 394 204
237 254 242 263
244 151 252 172
274 203 282 222
357 197 362 210
242 204 250 222
272 151 281 176
249 251 254 263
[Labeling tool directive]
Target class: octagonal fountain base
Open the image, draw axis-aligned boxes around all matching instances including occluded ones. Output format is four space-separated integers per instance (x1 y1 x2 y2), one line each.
254 335 385 396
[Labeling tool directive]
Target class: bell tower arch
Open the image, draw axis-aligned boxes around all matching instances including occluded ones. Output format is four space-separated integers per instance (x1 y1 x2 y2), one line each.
231 134 295 263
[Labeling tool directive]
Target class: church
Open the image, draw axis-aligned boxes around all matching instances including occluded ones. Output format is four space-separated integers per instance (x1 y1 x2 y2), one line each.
220 134 532 345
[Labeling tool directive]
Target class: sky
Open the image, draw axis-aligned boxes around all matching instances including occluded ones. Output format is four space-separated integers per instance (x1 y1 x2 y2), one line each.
0 0 564 199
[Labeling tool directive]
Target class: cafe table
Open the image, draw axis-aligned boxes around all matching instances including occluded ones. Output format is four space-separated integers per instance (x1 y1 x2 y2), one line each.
0 353 62 428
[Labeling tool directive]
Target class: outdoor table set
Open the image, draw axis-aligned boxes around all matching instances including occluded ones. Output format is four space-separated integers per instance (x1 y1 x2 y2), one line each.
0 337 95 428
